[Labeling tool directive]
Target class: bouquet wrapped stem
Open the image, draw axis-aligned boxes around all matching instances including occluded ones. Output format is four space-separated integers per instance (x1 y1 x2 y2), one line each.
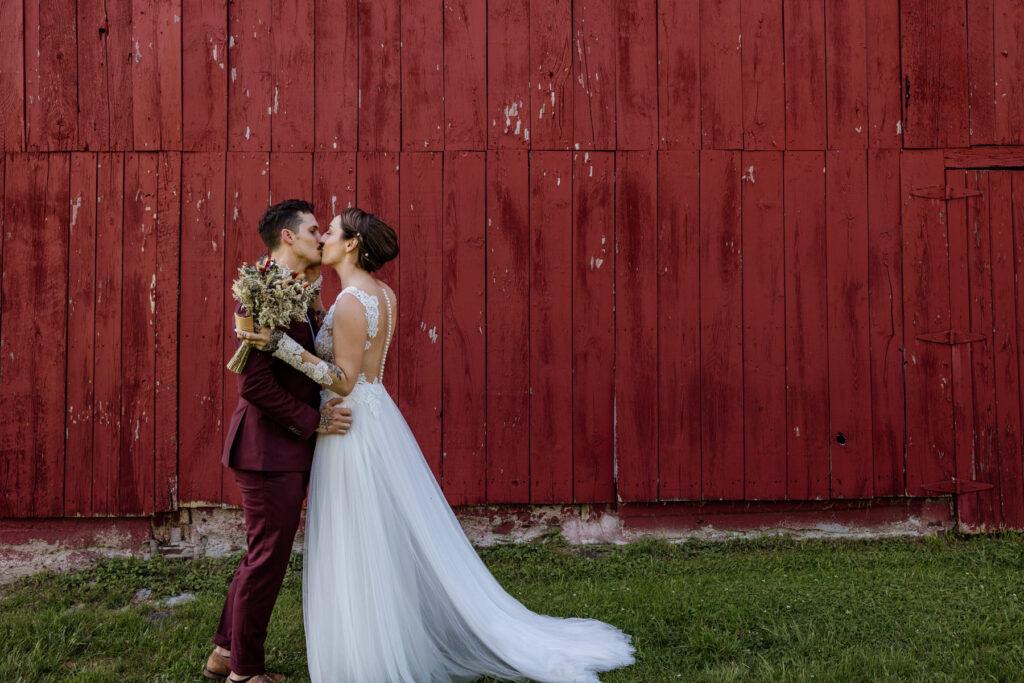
227 313 256 373
227 258 319 373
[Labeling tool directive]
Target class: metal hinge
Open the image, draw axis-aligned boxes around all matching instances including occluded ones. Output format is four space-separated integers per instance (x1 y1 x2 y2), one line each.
921 478 994 495
916 329 987 345
910 185 983 200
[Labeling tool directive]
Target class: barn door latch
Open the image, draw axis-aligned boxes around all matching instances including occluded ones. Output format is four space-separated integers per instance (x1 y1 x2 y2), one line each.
910 185 983 200
921 478 994 495
916 329 987 345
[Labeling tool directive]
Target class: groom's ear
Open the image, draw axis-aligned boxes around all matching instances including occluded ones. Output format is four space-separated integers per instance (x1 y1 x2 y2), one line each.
280 228 294 245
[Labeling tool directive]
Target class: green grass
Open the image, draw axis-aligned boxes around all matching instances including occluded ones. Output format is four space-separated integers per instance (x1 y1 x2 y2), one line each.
2 533 1024 681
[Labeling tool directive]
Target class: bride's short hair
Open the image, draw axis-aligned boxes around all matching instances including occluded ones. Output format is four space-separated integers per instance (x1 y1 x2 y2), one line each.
339 208 399 273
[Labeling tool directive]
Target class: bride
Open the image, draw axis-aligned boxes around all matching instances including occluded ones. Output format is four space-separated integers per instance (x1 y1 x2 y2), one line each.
241 208 635 682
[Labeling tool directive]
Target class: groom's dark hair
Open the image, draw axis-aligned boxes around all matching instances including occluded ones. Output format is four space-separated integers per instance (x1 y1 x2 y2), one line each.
259 199 316 250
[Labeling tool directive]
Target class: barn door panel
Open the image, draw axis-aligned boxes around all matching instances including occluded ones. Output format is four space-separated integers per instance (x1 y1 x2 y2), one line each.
954 170 1024 529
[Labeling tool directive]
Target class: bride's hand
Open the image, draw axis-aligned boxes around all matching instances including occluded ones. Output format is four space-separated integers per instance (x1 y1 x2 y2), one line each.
236 325 273 351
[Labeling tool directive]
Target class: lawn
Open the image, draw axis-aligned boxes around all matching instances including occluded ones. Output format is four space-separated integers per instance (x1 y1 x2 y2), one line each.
2 533 1024 681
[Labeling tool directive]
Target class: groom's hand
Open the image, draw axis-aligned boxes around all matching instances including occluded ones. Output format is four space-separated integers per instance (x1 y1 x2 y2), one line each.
316 397 353 435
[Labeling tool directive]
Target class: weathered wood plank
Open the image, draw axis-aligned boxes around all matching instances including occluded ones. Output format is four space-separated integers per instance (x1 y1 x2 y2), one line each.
488 0 531 149
901 149 954 496
120 154 158 514
656 0 700 149
900 0 969 148
615 151 658 500
944 168 977 525
530 151 573 503
827 150 873 498
269 153 312 205
784 151 829 500
78 0 133 150
572 0 615 149
0 154 68 517
530 0 573 150
994 0 1024 145
313 152 357 303
742 151 785 499
178 153 225 504
66 153 98 515
741 0 784 150
133 0 183 149
401 0 443 151
825 0 868 149
93 153 125 514
700 150 743 499
155 151 181 511
617 0 657 149
966 170 999 527
271 0 314 151
183 0 227 151
991 171 1024 526
442 151 486 505
25 0 77 150
444 0 487 149
485 150 530 502
397 152 443 483
657 150 700 500
866 0 902 148
783 0 826 150
315 0 357 151
358 0 400 150
699 0 742 150
0 0 25 150
867 148 905 497
966 0 996 146
227 0 272 151
572 150 615 503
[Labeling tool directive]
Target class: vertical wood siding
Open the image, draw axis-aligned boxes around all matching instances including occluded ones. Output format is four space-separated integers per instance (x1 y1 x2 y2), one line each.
2 1 1024 524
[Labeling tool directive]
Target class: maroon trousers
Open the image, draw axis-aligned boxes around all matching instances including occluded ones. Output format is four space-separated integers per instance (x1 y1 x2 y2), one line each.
214 468 309 676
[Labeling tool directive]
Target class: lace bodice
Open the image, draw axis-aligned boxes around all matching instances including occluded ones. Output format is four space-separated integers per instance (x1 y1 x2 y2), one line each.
315 286 381 360
314 285 394 416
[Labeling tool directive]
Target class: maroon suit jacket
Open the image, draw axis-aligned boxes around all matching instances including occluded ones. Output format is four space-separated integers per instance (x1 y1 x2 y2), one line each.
222 303 322 471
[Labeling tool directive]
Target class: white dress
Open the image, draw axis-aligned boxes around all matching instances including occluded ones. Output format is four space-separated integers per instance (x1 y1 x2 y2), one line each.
302 286 635 683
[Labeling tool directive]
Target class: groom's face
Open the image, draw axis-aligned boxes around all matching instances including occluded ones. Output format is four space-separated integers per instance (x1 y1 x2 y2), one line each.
283 212 323 267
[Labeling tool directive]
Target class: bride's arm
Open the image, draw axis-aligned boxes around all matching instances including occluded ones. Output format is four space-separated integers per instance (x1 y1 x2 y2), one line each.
238 296 367 397
240 327 349 396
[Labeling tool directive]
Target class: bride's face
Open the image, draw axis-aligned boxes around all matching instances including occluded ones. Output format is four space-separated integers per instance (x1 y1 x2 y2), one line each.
319 215 357 267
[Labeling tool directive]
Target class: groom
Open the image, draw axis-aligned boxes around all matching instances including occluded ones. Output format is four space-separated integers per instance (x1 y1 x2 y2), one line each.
204 199 352 683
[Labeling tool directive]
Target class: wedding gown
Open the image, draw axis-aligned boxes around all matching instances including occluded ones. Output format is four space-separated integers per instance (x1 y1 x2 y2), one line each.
302 286 635 683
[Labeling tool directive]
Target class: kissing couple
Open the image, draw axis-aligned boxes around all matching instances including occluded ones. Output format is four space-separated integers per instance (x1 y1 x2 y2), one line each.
203 199 635 682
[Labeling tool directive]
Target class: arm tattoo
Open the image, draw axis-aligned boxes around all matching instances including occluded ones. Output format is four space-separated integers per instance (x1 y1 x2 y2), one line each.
263 328 284 354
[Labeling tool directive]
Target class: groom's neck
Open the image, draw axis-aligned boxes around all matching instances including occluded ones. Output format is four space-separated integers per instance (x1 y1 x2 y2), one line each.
270 248 305 274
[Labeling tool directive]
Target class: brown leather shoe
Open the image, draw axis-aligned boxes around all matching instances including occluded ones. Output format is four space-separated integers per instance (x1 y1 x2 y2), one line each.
202 649 230 680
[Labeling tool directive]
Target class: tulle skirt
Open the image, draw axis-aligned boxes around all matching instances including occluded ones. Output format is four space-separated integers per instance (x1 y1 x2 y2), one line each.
302 381 635 682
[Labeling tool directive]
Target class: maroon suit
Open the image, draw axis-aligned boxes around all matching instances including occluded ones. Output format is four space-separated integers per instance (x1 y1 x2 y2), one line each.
214 303 321 676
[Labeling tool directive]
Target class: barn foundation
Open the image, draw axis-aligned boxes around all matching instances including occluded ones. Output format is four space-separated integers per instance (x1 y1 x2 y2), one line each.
0 499 956 584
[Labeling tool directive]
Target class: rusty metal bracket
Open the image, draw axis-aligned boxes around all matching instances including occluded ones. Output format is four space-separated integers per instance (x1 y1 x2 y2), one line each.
921 479 994 495
916 329 987 345
910 185 983 200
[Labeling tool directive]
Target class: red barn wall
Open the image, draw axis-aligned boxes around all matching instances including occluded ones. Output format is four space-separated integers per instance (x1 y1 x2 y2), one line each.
1 0 1023 528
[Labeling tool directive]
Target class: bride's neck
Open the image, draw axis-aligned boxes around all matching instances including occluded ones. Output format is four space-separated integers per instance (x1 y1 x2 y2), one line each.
334 260 372 289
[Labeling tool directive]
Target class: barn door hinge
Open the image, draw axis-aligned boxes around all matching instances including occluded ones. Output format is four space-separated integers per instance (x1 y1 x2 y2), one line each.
910 185 983 200
921 478 994 495
916 329 987 345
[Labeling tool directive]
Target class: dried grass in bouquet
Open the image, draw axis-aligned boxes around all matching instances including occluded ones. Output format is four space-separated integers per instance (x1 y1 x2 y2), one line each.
227 258 320 373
